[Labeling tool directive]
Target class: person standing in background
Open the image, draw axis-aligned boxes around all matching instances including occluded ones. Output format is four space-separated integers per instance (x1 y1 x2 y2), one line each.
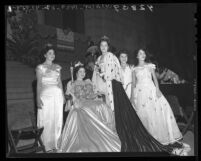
118 49 134 99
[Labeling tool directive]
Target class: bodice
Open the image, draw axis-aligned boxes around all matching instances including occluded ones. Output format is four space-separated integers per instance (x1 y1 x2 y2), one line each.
121 65 133 86
37 64 61 86
134 64 155 85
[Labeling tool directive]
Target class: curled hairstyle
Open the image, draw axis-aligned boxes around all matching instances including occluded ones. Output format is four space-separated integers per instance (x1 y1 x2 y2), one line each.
42 44 56 55
39 44 57 62
73 65 86 81
133 48 151 65
118 49 131 64
98 36 111 53
118 49 129 57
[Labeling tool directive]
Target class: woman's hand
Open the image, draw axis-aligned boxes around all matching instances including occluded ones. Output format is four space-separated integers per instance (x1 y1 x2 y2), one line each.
37 98 43 109
156 88 162 98
96 91 105 96
94 64 100 73
130 98 136 107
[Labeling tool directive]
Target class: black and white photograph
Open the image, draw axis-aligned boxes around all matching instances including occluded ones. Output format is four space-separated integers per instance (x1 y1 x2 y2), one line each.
6 3 197 157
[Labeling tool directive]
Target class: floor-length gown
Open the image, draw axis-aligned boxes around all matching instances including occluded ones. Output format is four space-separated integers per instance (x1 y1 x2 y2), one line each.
58 79 121 152
36 64 64 151
132 64 186 144
93 52 190 155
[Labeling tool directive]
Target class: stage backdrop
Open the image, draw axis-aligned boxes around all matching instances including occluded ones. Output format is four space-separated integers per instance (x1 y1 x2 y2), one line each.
83 5 196 82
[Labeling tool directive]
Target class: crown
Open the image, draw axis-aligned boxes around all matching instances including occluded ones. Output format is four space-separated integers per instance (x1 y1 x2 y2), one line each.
101 35 109 40
46 43 53 47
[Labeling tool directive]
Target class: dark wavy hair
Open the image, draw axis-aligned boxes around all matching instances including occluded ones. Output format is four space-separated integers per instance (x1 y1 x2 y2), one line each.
117 49 129 57
133 48 151 66
39 44 57 62
73 65 86 81
98 36 111 53
117 49 131 64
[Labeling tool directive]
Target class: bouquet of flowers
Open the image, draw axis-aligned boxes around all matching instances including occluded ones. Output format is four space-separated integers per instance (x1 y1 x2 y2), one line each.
94 62 106 82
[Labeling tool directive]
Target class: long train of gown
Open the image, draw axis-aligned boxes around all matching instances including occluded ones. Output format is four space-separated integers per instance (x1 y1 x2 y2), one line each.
132 64 183 145
112 79 183 153
57 98 121 152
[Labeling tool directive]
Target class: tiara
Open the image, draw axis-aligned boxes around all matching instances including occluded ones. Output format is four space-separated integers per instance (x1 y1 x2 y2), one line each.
101 35 109 40
46 43 53 47
74 61 83 68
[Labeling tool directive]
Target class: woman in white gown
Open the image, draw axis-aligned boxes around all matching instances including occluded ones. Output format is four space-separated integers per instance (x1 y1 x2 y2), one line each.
58 63 121 152
130 49 190 153
36 45 65 152
118 50 134 99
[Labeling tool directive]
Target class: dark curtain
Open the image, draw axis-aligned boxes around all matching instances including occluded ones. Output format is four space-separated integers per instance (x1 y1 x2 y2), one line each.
44 11 63 28
62 10 85 34
152 4 196 82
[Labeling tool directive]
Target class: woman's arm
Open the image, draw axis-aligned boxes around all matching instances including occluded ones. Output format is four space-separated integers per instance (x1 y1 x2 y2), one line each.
58 77 66 104
64 81 74 111
151 67 160 89
36 65 43 109
150 66 162 98
130 70 136 104
56 65 66 103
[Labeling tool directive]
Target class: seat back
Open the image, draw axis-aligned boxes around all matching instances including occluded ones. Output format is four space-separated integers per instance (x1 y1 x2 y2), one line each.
7 112 46 155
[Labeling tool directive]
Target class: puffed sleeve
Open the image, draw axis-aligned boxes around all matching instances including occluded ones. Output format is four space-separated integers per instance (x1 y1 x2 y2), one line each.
104 52 123 82
148 63 156 70
36 64 44 75
55 64 62 72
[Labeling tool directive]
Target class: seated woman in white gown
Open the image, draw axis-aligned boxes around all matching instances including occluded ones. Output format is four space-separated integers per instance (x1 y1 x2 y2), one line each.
57 62 121 152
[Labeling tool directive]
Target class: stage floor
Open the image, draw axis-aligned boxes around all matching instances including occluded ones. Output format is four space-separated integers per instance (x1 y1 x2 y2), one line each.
7 100 195 155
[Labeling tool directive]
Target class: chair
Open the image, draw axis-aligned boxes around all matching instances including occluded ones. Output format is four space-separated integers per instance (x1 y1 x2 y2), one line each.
7 112 46 155
181 104 196 135
166 95 194 135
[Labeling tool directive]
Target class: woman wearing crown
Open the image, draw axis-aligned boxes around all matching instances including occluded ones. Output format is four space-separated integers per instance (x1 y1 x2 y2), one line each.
57 62 121 152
